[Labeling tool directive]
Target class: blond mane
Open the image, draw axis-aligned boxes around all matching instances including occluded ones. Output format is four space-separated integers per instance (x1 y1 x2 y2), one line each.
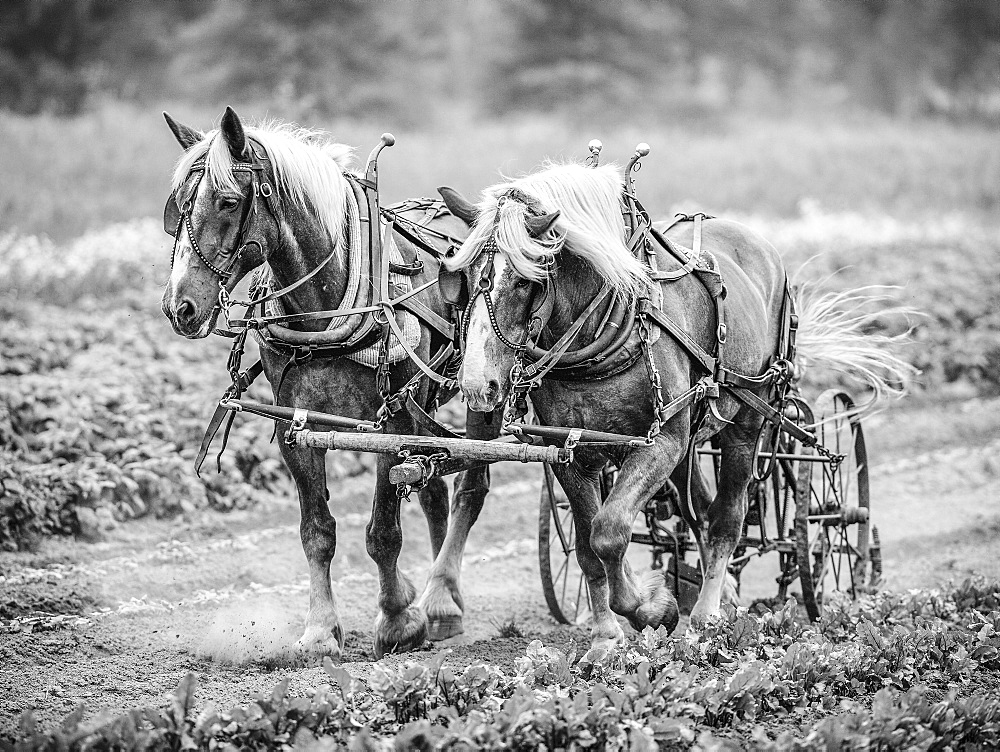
172 120 355 248
447 163 651 297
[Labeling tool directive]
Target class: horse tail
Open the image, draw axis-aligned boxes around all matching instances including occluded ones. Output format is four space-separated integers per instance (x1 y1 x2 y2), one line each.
793 282 918 408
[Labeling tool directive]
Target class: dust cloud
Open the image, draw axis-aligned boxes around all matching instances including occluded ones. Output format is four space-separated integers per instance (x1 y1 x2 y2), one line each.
197 598 301 665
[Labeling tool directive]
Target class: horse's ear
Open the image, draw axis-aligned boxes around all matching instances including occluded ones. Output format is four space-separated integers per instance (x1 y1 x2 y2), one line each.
526 211 560 238
220 106 248 157
438 186 480 226
163 111 202 150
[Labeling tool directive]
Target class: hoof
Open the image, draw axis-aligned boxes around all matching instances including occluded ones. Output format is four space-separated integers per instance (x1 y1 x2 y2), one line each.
629 569 680 633
589 627 625 655
688 610 715 629
418 579 465 642
374 605 428 658
721 572 740 608
426 613 464 642
294 623 344 659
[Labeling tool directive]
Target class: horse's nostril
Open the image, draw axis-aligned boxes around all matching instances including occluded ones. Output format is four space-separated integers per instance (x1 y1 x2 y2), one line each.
485 379 500 403
176 299 196 322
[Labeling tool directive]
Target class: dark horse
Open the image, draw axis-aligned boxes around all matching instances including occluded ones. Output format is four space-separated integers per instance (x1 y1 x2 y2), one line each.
445 162 912 652
160 107 494 657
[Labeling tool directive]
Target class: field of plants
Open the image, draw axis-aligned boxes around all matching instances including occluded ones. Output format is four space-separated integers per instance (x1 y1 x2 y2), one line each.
10 577 1000 750
2 111 1000 748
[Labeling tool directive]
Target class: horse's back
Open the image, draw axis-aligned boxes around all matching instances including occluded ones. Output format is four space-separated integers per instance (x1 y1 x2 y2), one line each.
660 217 787 374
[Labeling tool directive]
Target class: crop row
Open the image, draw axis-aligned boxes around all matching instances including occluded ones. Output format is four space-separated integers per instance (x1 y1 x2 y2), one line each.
6 578 1000 750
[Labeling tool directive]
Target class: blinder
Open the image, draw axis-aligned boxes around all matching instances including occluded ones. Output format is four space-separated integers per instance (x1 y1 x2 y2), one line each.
163 195 181 236
438 267 469 308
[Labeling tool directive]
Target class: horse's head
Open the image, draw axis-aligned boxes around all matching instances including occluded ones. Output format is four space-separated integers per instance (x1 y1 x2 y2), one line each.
445 164 652 413
161 107 278 338
444 188 560 412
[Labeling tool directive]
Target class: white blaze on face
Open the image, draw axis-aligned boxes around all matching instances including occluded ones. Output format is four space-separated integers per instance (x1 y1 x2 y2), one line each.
167 174 205 302
461 252 507 399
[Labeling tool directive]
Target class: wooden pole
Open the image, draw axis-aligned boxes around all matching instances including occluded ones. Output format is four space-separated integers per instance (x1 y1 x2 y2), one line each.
292 429 569 464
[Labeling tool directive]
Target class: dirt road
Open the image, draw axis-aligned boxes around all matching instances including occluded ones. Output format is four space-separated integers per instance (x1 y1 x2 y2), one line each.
2 395 999 734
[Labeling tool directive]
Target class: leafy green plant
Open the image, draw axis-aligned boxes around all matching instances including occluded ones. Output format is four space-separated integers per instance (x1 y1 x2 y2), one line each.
8 577 1000 750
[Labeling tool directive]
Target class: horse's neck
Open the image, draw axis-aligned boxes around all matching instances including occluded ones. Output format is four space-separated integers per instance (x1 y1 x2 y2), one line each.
268 190 351 326
548 256 610 341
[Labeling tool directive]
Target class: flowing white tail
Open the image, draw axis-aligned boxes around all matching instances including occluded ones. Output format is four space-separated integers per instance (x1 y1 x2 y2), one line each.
794 283 918 408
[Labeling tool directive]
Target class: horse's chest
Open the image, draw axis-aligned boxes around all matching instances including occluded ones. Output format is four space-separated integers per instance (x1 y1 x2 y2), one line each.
532 373 652 435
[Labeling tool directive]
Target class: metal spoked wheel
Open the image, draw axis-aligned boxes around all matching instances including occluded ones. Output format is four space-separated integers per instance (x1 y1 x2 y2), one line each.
538 464 590 625
794 389 871 620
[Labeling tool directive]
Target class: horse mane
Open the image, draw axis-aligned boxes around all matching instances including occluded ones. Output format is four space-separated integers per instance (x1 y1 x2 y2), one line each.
172 119 355 248
447 163 651 297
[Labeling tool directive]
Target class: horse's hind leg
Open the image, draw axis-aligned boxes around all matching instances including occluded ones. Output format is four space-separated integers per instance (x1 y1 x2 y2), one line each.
672 449 739 610
552 459 625 652
688 423 755 622
418 409 497 642
278 439 344 657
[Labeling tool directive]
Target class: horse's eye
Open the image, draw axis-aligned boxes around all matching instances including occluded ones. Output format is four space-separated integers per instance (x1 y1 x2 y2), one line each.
513 278 533 290
219 196 240 211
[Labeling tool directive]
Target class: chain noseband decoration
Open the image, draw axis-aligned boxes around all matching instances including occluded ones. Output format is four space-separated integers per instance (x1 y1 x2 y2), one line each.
462 194 548 359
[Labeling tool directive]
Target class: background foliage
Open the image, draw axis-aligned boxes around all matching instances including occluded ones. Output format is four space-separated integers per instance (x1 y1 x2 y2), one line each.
3 0 999 122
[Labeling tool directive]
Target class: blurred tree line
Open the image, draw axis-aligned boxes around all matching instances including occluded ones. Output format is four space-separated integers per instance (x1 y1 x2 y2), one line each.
2 0 998 122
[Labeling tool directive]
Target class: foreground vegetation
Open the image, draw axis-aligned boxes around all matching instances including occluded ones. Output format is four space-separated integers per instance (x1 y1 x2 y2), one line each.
5 578 1000 749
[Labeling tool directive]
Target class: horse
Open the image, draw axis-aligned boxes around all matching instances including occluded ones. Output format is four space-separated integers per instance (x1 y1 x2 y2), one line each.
442 162 913 652
160 106 495 658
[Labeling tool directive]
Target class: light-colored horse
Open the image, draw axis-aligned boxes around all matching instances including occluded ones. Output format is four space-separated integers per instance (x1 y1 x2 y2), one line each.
447 163 912 651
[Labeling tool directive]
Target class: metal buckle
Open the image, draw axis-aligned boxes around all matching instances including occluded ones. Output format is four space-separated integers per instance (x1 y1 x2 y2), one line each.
285 408 309 444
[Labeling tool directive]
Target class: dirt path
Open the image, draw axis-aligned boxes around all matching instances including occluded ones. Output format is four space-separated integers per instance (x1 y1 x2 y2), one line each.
2 396 999 734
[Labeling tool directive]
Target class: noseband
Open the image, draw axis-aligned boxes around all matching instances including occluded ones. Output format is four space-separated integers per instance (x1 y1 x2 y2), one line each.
164 138 279 284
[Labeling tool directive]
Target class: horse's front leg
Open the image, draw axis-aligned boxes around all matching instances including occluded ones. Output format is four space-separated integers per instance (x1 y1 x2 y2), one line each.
590 434 686 633
369 431 428 657
418 408 498 642
277 437 344 656
552 457 625 653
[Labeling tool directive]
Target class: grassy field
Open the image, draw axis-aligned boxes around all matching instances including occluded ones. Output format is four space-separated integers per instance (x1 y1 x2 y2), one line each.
2 106 1000 748
1 102 998 240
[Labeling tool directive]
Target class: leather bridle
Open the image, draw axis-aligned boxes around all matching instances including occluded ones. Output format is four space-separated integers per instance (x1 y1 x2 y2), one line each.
464 191 552 354
164 138 280 288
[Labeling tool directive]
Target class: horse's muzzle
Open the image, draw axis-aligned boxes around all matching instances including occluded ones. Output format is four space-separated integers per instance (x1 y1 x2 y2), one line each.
162 293 213 339
461 377 502 413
